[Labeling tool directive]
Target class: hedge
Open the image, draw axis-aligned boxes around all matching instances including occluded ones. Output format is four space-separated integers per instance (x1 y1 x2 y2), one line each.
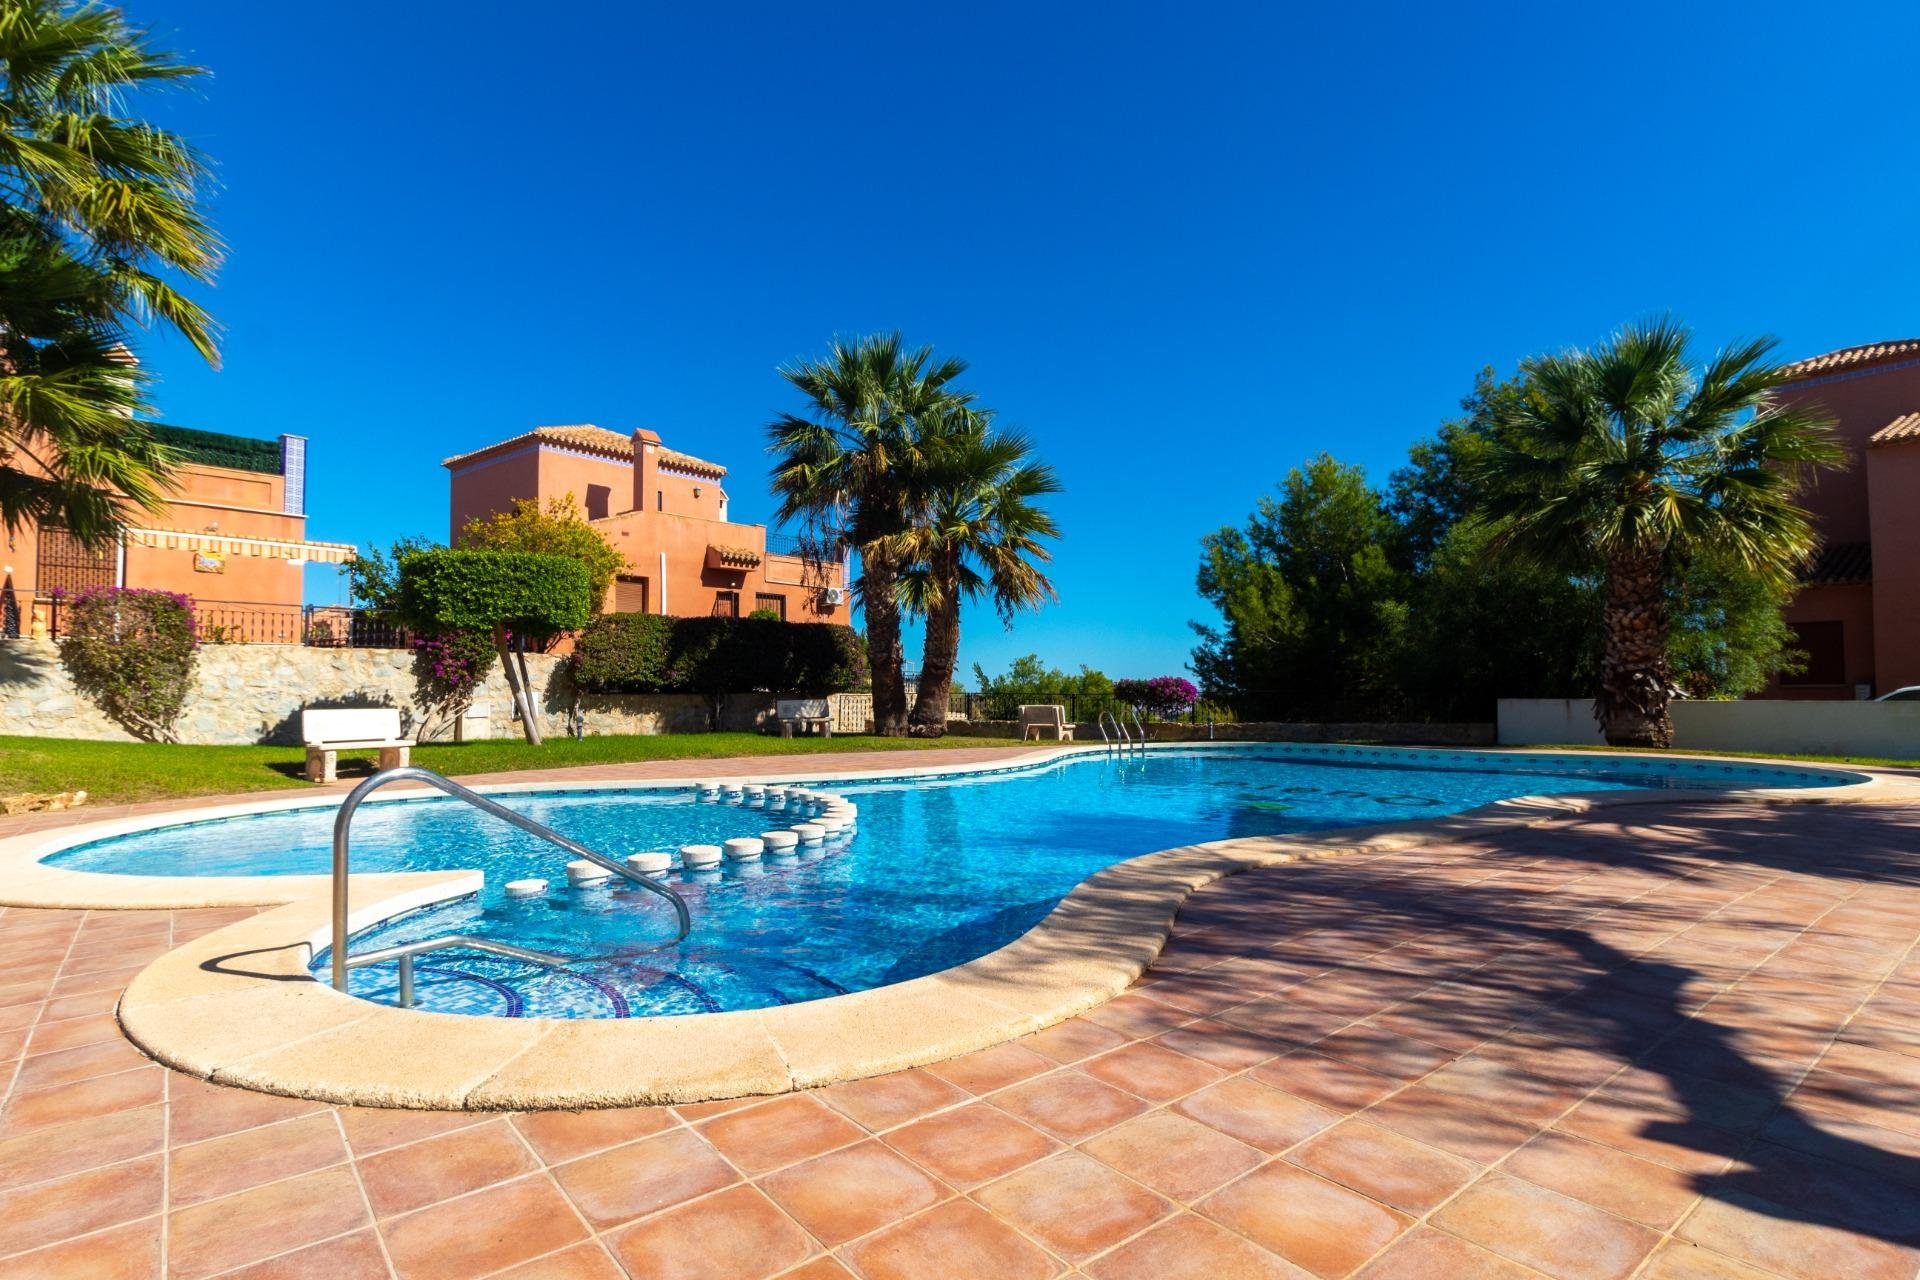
395 548 591 637
573 613 867 696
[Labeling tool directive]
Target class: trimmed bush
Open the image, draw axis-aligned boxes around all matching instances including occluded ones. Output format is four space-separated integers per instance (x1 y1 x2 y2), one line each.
571 613 866 698
570 612 675 692
57 587 199 742
395 549 591 638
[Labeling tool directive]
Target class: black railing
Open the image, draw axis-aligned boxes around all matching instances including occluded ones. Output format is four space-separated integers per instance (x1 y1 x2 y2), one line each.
958 692 1210 725
23 597 409 649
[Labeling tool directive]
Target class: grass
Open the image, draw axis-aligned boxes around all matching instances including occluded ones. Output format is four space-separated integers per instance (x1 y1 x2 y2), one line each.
0 733 1029 805
1511 742 1920 770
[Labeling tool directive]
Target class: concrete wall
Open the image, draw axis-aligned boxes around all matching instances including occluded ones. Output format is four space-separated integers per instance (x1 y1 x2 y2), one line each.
1498 697 1920 758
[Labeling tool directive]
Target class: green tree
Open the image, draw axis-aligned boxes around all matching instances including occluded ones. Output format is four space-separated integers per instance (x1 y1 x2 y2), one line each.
395 549 592 745
1471 320 1844 746
1191 454 1409 720
0 0 220 544
895 410 1061 736
459 494 624 611
768 333 972 736
969 654 1113 718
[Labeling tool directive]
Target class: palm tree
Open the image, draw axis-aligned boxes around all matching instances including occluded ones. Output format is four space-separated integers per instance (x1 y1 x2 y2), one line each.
0 208 172 539
1473 320 1843 748
0 0 220 544
767 334 972 736
896 412 1061 736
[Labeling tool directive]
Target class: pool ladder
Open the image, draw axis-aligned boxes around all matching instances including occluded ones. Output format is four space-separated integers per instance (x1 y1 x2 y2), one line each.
328 766 692 1005
1098 705 1150 756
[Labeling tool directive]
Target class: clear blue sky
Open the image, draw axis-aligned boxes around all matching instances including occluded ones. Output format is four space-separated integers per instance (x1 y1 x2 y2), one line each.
134 0 1920 681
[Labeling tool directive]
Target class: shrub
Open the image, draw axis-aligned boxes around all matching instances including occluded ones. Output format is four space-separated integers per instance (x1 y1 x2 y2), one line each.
395 549 591 638
571 612 674 692
571 614 866 699
1113 675 1200 720
57 587 199 741
411 629 498 738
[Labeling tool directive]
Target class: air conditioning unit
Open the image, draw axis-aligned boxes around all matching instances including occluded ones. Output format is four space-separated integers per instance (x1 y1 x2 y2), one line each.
821 586 847 606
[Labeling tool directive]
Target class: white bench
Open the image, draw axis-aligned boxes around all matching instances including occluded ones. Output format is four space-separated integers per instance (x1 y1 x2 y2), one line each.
302 707 414 783
1018 704 1075 742
776 698 833 738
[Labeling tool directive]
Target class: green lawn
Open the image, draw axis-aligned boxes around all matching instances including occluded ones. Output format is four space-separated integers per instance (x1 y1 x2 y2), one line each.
0 733 1029 805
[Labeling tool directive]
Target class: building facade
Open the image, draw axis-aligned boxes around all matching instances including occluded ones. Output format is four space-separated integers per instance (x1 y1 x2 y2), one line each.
1765 339 1920 699
444 425 848 622
3 427 355 643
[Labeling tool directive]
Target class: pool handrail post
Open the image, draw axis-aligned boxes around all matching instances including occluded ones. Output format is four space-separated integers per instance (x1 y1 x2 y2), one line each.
329 764 692 993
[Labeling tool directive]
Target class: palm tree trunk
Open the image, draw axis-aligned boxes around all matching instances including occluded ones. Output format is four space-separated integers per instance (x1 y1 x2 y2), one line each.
862 546 910 736
1596 548 1673 748
908 557 961 738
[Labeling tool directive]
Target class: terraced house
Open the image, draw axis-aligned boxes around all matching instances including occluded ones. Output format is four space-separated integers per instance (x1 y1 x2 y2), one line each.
444 424 849 622
1 426 356 643
1768 340 1920 698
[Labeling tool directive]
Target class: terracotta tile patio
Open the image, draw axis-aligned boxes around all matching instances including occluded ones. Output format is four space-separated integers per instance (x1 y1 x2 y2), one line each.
3 786 1920 1276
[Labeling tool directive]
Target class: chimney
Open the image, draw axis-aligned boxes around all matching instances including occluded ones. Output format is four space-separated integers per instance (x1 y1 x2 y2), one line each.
631 428 661 514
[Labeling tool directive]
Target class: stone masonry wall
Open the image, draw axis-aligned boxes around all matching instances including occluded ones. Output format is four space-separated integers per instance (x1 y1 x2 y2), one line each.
0 639 825 745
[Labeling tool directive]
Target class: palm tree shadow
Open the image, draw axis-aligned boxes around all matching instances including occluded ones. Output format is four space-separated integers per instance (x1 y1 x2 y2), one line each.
1195 798 1920 1248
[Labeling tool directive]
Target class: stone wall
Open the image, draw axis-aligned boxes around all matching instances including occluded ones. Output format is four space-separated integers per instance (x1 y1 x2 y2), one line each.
0 639 870 745
0 638 571 744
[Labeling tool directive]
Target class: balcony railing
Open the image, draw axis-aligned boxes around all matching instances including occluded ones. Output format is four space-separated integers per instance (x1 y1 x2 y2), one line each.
11 596 409 649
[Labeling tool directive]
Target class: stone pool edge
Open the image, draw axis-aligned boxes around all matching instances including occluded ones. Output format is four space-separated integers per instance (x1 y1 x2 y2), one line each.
82 754 1914 1110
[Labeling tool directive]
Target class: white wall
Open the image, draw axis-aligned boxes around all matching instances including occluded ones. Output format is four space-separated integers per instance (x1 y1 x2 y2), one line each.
1499 698 1920 759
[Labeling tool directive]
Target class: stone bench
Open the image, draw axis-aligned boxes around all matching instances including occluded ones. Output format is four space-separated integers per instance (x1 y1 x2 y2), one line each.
302 707 414 783
776 698 833 738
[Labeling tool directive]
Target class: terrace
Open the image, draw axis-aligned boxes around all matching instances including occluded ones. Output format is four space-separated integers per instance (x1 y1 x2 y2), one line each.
0 747 1917 1278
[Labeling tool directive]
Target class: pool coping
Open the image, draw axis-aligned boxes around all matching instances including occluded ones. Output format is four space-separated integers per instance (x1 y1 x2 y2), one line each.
5 742 1914 1109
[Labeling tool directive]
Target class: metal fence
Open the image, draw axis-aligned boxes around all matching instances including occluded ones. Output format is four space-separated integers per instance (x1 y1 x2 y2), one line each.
957 692 1211 724
19 597 409 649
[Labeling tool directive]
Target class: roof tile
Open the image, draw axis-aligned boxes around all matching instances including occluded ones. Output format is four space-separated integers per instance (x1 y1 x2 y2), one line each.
443 425 728 477
1779 340 1920 380
1802 541 1872 585
1871 413 1920 446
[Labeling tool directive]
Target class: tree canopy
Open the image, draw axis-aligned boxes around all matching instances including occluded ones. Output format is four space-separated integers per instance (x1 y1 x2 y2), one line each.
1192 344 1835 726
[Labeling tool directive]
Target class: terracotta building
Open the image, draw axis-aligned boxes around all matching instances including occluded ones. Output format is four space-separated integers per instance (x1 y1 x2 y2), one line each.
443 425 848 622
1765 339 1920 698
3 426 355 642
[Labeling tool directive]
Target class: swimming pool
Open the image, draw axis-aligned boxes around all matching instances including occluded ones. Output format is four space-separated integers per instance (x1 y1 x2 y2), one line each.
49 745 1854 1019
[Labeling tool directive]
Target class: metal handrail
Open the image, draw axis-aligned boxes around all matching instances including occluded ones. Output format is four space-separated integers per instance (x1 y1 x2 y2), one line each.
1098 708 1127 754
330 765 692 993
1127 705 1148 748
341 934 570 1008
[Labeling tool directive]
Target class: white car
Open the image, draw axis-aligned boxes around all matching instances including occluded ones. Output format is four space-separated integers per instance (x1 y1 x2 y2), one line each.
1875 687 1920 702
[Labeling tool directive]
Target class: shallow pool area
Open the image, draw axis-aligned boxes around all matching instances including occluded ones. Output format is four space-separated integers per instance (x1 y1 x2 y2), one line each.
47 746 1856 1019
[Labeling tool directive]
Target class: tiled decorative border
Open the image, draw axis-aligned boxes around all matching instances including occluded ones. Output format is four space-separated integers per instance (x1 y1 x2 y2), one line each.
1 744 1910 1110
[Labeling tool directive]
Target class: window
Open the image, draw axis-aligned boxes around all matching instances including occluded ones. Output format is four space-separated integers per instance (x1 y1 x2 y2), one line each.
656 490 663 511
753 593 786 621
35 526 115 598
1782 621 1846 686
613 575 648 614
585 484 610 520
712 591 739 618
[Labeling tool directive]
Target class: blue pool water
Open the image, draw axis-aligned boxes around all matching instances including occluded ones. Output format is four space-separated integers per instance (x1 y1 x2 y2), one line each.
46 746 1854 1019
